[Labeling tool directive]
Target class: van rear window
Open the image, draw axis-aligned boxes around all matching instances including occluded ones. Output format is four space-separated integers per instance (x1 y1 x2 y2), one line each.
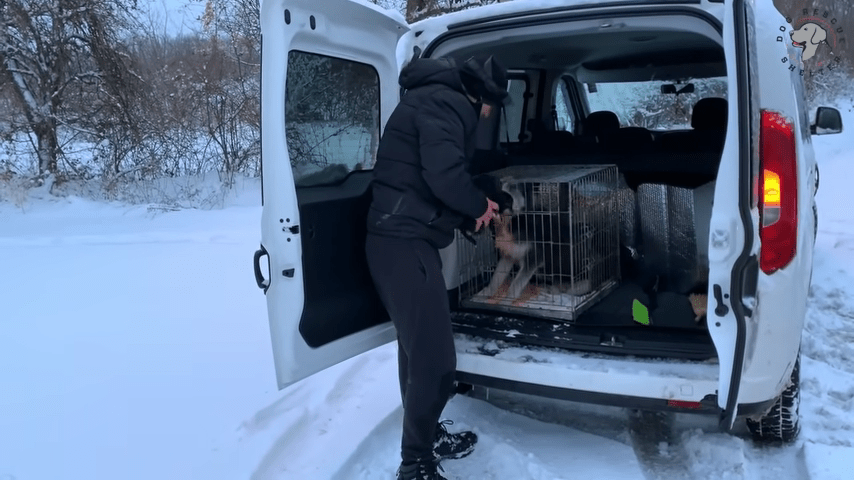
584 78 727 130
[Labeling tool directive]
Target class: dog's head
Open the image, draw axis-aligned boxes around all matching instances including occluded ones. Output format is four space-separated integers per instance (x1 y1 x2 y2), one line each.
499 180 526 216
790 23 827 60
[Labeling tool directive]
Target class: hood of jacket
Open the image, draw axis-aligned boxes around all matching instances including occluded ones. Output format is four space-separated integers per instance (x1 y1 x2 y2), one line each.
399 57 467 95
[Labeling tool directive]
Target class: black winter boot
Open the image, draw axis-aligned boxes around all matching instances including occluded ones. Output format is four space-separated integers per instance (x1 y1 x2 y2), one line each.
433 420 477 460
396 459 447 480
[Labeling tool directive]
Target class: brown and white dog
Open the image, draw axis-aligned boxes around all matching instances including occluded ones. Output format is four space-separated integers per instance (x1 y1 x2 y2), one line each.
481 182 543 306
478 180 599 307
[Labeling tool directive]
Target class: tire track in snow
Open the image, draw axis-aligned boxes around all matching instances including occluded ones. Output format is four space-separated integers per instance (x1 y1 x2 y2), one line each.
627 410 693 480
465 387 632 445
247 345 400 480
237 382 311 437
249 406 315 480
331 390 647 479
804 285 854 376
628 410 811 480
801 281 854 451
473 390 764 480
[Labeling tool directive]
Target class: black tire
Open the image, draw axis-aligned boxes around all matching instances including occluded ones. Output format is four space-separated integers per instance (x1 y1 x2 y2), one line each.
745 354 801 443
814 203 818 240
815 164 820 193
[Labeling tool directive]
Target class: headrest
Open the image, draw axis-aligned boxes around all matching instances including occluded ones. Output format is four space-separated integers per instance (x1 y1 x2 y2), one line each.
615 127 654 145
583 111 621 137
459 54 510 105
527 118 547 133
691 97 728 130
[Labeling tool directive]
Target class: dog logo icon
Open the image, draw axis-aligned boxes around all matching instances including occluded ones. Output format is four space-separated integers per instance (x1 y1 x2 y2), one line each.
775 9 846 76
790 22 828 61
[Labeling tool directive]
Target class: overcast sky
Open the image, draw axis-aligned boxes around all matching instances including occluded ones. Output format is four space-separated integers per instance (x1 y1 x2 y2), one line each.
140 0 207 37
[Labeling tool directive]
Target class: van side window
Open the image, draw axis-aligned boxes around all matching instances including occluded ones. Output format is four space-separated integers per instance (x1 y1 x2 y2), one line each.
498 78 528 143
286 51 380 187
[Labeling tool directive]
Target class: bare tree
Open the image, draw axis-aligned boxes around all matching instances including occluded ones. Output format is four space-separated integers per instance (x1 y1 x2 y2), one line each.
0 0 138 181
197 0 261 182
406 0 495 23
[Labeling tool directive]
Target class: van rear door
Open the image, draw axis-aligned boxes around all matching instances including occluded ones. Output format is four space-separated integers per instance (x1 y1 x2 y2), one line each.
257 0 408 390
706 0 760 429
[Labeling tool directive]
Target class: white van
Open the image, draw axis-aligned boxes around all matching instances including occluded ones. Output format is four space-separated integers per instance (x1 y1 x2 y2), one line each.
253 0 844 442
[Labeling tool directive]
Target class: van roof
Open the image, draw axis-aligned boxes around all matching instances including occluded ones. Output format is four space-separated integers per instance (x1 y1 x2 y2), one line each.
410 0 724 31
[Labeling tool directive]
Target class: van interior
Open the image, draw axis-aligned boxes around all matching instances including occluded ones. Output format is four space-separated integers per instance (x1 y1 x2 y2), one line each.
427 13 729 361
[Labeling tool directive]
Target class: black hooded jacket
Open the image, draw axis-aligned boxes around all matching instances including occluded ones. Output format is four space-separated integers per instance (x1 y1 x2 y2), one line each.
366 58 488 249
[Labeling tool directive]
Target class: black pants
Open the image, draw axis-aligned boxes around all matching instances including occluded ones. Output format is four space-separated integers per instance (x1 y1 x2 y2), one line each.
365 234 457 465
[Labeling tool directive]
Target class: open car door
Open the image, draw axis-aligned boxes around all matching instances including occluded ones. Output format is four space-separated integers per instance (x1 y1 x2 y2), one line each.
257 0 409 389
706 0 759 430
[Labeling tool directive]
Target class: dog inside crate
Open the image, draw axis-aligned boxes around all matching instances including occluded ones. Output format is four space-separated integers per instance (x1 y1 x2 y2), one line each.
459 165 621 321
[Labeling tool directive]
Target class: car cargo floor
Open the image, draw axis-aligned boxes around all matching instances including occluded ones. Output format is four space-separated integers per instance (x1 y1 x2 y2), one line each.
450 281 715 360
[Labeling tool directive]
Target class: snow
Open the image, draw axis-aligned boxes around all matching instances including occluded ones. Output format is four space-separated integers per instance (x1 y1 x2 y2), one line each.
348 0 408 24
803 442 854 480
1 106 854 479
328 394 646 479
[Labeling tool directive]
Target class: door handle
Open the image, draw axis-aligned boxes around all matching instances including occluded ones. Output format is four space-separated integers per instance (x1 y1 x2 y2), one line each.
254 245 270 293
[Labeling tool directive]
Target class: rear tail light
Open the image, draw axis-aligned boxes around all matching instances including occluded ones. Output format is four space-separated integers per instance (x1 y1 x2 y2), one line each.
758 110 797 274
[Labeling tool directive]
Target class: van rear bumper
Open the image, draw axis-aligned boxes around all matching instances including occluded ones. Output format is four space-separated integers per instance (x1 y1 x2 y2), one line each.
453 340 777 419
456 371 776 419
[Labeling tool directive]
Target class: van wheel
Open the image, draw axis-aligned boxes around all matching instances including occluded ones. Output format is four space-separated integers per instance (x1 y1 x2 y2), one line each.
745 354 801 443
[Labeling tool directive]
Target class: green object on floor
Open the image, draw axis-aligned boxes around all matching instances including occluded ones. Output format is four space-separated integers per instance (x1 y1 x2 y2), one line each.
632 299 650 325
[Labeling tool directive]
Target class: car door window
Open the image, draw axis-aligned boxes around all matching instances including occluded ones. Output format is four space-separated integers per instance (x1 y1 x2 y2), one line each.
286 51 380 187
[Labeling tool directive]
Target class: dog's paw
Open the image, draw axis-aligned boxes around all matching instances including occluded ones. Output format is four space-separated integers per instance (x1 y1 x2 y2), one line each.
512 285 541 306
689 293 708 319
486 282 511 304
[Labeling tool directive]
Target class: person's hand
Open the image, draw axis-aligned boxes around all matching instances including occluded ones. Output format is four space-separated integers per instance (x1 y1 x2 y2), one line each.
475 198 500 232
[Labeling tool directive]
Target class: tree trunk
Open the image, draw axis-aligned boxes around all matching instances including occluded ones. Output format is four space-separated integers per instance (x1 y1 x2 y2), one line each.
33 118 59 176
406 0 441 22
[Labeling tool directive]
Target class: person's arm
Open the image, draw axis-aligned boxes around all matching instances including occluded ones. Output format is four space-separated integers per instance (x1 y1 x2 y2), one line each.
415 96 489 220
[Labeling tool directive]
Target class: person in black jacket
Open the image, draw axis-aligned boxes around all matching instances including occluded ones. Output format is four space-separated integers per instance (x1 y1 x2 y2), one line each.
365 54 509 480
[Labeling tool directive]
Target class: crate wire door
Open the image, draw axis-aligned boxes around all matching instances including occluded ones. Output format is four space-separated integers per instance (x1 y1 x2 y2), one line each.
458 165 621 322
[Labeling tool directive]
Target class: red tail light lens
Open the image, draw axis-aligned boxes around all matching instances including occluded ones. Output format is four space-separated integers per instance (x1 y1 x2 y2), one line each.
758 110 797 274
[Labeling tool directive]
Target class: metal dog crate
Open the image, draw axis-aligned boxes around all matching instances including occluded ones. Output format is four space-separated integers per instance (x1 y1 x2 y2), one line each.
458 165 621 322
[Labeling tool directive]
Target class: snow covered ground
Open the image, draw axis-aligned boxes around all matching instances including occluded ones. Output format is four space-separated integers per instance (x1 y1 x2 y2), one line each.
1 105 853 480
